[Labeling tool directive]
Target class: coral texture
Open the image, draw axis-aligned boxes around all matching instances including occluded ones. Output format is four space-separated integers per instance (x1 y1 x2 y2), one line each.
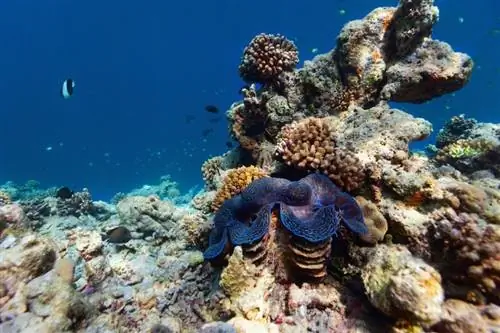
239 33 299 83
276 117 366 191
211 166 268 212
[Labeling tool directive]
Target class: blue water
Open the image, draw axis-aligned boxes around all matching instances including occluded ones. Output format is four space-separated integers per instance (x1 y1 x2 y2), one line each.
0 0 498 200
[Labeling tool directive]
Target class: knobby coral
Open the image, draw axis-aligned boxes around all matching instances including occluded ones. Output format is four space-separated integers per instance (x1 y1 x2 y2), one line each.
276 117 366 191
211 166 268 212
239 33 299 83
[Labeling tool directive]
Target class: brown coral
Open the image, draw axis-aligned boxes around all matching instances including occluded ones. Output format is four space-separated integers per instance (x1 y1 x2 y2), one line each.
239 33 299 83
276 117 365 191
201 156 224 190
355 196 388 244
433 209 500 304
211 166 268 212
0 191 11 205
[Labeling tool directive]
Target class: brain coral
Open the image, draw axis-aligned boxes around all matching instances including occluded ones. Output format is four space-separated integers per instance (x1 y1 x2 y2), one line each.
203 173 367 279
239 33 299 83
211 166 268 212
276 117 366 191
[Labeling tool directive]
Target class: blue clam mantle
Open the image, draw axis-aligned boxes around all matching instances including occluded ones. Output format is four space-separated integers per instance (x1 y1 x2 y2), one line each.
204 173 367 260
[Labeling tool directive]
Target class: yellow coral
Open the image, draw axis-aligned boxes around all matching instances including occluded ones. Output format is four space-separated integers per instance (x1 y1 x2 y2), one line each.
220 247 258 298
212 166 268 212
355 196 388 244
437 138 495 160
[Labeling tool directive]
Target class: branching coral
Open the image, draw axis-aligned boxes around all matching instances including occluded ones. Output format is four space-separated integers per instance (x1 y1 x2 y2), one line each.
276 117 365 191
239 33 299 83
211 166 268 212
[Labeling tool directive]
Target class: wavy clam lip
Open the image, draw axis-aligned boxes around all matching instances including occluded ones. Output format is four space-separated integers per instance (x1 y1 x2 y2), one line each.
203 227 229 260
228 203 274 246
203 173 367 260
280 203 340 243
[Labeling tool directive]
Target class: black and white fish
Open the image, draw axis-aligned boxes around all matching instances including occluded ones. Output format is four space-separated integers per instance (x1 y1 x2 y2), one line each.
61 79 75 99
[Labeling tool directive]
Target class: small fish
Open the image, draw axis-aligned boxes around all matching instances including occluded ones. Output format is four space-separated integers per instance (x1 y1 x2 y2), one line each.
185 114 196 123
205 105 219 113
209 117 221 123
103 226 132 244
312 48 318 54
226 141 234 148
202 128 214 137
61 78 75 99
56 186 74 199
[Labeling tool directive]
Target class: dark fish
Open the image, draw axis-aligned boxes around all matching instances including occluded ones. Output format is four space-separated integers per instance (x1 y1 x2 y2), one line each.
226 141 234 148
104 226 132 244
56 186 74 199
202 128 214 137
205 105 219 113
209 117 221 123
61 79 75 99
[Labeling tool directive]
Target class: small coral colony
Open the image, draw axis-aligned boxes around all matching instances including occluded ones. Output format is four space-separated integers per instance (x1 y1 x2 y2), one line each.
1 0 500 332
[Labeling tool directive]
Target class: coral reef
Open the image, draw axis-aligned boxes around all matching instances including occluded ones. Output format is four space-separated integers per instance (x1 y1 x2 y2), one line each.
3 0 498 332
433 115 500 176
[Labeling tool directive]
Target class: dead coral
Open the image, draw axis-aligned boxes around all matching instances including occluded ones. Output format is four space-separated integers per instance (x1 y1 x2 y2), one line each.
432 209 500 304
239 33 299 83
431 299 500 333
211 166 268 212
276 117 365 191
360 244 444 327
